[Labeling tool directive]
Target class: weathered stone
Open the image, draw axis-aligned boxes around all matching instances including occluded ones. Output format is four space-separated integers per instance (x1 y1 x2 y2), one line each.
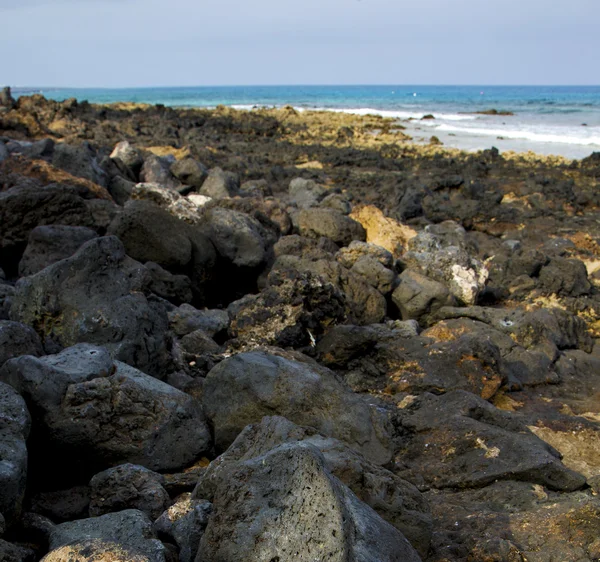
10 236 170 376
228 267 346 348
297 208 366 246
395 391 586 492
0 345 211 475
195 416 431 557
153 495 212 562
202 207 268 268
288 177 327 209
404 221 489 305
199 168 239 199
48 510 166 562
170 158 208 189
168 304 229 338
0 320 43 369
18 225 98 276
350 205 416 257
202 350 392 464
90 464 170 521
139 155 180 190
52 142 107 187
197 443 421 562
392 269 455 323
108 200 193 268
110 141 144 179
0 382 30 524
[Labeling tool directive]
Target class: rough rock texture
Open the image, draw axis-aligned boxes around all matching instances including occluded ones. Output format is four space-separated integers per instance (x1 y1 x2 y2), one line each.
153 495 212 562
9 236 171 376
170 158 208 189
288 177 327 208
0 320 43 369
392 270 455 324
168 304 229 338
297 207 366 246
228 268 347 348
42 539 154 562
202 206 268 268
395 391 586 492
404 221 489 305
202 350 392 464
350 205 417 257
52 142 107 187
317 323 505 399
0 345 212 477
89 464 170 521
199 167 239 199
18 225 98 276
196 442 421 562
139 155 180 190
194 416 432 557
48 510 166 562
0 381 31 524
271 256 387 325
0 182 105 276
108 200 194 268
110 141 144 179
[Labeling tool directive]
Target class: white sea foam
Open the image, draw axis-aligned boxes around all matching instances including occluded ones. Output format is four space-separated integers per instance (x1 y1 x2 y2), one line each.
303 106 477 122
435 124 600 147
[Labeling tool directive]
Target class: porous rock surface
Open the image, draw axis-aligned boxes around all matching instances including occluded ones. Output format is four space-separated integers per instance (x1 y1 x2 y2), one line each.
1 95 600 561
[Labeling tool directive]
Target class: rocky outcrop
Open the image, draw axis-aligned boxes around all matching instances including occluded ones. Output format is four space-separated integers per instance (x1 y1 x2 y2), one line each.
10 236 171 376
202 350 393 464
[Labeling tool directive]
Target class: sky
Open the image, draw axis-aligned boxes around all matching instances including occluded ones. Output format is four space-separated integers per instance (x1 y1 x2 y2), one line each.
1 0 599 87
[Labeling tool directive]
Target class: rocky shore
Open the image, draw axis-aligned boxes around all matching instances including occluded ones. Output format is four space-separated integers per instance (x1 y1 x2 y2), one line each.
1 86 600 561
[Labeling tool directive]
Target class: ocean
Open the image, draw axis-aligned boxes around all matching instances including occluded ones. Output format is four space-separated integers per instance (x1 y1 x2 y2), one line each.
12 85 600 159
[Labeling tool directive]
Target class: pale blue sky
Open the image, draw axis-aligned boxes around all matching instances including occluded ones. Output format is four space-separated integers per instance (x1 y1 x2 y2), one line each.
2 0 598 87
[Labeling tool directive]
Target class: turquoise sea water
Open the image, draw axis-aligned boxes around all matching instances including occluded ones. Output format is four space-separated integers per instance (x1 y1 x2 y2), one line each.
13 85 600 158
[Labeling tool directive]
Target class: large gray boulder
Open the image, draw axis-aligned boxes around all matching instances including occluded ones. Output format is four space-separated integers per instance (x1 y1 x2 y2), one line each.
196 443 421 562
52 142 107 187
18 225 98 276
170 158 208 189
0 382 30 525
199 167 239 199
202 350 392 464
395 391 586 492
403 221 488 305
107 200 217 301
110 141 144 179
392 269 455 323
90 464 170 521
297 208 366 246
0 320 43 369
194 416 431 557
202 207 268 269
288 177 327 209
10 236 170 377
139 154 180 190
0 345 212 474
108 200 194 269
48 510 166 562
0 183 100 266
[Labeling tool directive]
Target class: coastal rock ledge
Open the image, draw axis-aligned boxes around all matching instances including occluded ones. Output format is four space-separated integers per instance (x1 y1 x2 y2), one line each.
0 93 599 561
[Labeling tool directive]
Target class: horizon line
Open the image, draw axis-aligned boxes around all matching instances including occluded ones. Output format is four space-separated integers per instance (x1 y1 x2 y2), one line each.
9 83 600 91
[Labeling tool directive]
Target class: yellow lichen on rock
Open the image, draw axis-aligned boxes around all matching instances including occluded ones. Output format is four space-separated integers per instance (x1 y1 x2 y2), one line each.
349 205 416 257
